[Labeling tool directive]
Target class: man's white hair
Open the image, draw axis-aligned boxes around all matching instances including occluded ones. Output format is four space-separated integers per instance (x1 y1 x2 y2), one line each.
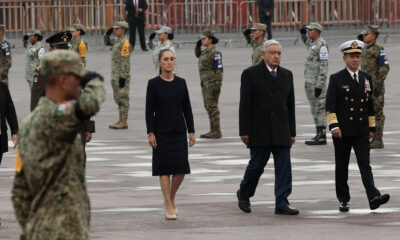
263 39 282 51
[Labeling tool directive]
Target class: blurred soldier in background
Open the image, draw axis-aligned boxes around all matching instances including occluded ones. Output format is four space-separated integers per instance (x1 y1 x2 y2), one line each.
23 29 45 90
12 50 105 240
0 24 11 85
243 23 267 65
148 26 176 73
195 30 223 139
359 25 390 149
69 23 88 67
300 22 329 145
104 21 131 129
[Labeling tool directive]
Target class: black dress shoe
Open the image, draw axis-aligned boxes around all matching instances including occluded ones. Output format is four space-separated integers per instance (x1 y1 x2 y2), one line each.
236 190 251 213
370 193 390 210
275 205 299 215
339 202 349 212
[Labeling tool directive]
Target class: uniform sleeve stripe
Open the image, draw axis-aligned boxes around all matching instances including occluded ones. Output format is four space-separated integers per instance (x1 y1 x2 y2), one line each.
327 112 338 125
368 116 376 127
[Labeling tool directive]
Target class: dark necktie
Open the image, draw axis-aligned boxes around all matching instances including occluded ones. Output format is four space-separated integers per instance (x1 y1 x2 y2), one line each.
353 73 358 84
271 70 277 78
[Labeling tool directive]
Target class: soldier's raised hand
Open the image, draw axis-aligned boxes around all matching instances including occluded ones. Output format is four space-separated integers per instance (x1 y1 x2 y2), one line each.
300 27 307 35
243 29 251 36
315 87 322 98
196 39 202 48
149 32 156 40
81 71 104 88
105 27 114 36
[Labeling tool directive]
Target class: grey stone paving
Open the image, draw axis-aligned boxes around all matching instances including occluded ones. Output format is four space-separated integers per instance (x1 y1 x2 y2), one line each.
1 31 400 239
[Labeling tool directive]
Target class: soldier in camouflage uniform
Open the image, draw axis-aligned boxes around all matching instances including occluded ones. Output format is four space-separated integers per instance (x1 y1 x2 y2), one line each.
195 30 223 138
243 23 267 65
359 25 390 149
148 26 176 73
12 50 105 240
23 29 45 90
0 24 12 85
104 21 131 129
69 24 88 67
300 22 329 145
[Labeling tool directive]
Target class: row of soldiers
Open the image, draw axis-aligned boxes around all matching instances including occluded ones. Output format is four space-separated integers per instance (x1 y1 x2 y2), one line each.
242 22 390 149
0 22 390 146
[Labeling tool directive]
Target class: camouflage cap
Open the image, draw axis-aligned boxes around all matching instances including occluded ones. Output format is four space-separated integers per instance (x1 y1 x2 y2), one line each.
199 30 216 39
361 25 379 35
249 23 267 31
306 22 323 32
69 23 86 35
156 26 172 34
113 21 129 30
0 24 5 31
40 50 86 78
27 29 42 36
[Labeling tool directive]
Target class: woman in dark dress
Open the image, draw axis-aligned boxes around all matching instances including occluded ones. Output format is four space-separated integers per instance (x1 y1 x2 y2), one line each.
146 49 196 220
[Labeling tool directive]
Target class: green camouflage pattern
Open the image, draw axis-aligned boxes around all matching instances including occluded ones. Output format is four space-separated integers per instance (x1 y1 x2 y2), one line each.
0 36 12 85
25 41 45 90
70 38 88 67
104 34 131 112
12 78 105 240
302 35 329 127
39 50 86 78
361 42 390 142
196 46 223 124
250 39 266 65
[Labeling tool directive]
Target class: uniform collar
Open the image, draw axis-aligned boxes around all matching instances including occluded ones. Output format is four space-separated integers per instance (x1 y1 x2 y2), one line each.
346 67 359 81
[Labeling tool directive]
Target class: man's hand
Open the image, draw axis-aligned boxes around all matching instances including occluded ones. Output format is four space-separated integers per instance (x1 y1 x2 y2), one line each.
332 128 342 138
119 78 126 88
196 39 202 48
357 34 364 41
290 136 296 145
265 11 271 16
241 135 249 145
81 71 104 88
12 134 17 149
106 27 114 36
369 131 374 139
243 29 251 36
149 32 156 40
189 133 196 147
85 132 92 142
148 133 157 149
315 87 322 98
300 27 307 35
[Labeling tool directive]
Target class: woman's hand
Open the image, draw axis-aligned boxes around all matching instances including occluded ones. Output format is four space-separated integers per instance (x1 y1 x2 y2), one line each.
189 133 196 147
148 133 157 149
12 134 18 149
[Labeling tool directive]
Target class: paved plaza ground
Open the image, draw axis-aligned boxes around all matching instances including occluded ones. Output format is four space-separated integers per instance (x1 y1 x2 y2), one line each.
1 31 400 239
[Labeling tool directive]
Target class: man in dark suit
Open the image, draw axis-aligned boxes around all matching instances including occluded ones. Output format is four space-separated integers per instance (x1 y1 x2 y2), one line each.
257 0 274 40
326 40 390 212
237 39 298 215
0 82 18 164
125 0 148 51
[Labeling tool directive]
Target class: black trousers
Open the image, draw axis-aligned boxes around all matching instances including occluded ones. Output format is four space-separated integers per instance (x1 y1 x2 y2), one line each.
128 19 146 50
0 152 2 165
259 11 272 40
333 135 380 202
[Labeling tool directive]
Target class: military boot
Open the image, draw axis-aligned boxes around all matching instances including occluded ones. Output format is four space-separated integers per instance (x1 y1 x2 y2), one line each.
109 112 128 129
370 119 384 149
109 112 122 129
200 119 222 139
200 119 213 138
305 126 327 145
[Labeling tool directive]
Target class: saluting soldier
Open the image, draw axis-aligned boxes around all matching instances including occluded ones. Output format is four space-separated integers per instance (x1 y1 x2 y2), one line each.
104 21 131 129
300 22 329 145
243 23 267 65
0 24 11 85
23 29 45 90
195 30 223 138
326 40 390 212
12 50 105 239
148 26 176 73
359 25 390 149
69 23 89 67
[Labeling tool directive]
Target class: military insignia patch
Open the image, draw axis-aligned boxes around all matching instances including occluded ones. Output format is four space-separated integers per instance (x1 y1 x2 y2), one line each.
121 40 131 57
378 49 389 66
365 79 371 91
78 41 87 57
56 101 73 115
319 46 328 60
213 53 223 70
1 42 11 56
15 149 22 173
